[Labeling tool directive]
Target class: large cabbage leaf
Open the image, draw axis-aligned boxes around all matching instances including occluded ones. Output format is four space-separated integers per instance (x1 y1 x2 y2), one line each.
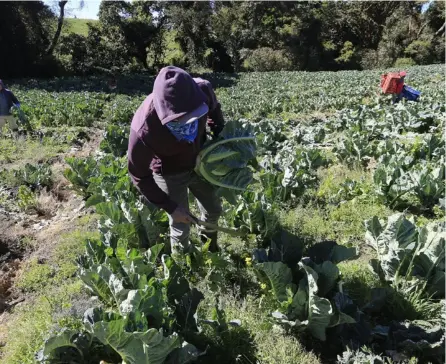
300 263 334 341
365 214 417 282
366 214 445 297
89 316 180 364
119 286 165 328
414 221 445 297
36 328 120 363
256 261 294 302
78 265 115 307
196 120 257 203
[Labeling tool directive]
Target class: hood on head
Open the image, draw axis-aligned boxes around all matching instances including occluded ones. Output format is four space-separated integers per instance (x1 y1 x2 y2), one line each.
153 66 207 125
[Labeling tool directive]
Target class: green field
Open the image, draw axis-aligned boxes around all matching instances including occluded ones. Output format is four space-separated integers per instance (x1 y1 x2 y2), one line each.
63 18 98 36
0 65 444 364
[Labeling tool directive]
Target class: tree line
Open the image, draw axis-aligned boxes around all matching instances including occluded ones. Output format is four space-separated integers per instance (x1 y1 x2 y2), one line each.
1 1 444 78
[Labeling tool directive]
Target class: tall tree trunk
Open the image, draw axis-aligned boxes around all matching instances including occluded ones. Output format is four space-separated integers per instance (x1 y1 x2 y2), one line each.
139 50 149 70
46 1 68 55
435 22 445 36
417 22 428 39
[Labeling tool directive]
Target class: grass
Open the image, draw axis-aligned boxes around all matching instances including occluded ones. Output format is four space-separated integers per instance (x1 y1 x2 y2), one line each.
0 281 86 364
327 200 391 244
0 218 99 363
276 163 392 245
63 18 98 37
0 137 68 167
196 293 320 364
15 258 55 293
280 199 391 245
338 260 381 307
15 227 99 293
387 285 444 322
315 164 374 204
339 258 444 324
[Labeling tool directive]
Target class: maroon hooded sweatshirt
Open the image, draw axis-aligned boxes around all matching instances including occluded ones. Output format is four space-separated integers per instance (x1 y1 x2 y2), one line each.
128 66 225 214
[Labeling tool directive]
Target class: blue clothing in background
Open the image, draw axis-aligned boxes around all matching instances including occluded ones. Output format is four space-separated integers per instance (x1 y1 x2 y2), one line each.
0 89 19 116
0 92 9 116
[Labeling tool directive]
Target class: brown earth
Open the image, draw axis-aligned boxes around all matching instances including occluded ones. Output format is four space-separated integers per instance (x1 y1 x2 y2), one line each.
0 129 102 320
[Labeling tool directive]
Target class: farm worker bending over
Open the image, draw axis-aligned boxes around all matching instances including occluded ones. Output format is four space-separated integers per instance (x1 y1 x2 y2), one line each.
128 66 225 254
0 80 20 133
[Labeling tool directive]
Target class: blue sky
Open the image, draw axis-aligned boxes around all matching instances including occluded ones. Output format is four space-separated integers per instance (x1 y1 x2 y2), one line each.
43 0 102 20
422 0 433 13
68 1 101 20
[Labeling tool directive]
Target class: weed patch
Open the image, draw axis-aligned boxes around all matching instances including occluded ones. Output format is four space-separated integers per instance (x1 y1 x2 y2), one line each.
282 199 391 244
0 281 86 364
197 293 320 364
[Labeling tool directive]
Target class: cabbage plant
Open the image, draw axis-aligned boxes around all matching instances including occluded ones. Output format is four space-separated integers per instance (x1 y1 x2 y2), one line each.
195 120 257 204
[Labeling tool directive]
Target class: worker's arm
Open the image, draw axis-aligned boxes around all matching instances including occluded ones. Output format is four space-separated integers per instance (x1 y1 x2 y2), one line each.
127 129 177 214
9 91 20 107
196 79 225 138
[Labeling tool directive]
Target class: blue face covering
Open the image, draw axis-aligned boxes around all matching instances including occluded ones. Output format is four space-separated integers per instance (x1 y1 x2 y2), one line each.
166 119 199 143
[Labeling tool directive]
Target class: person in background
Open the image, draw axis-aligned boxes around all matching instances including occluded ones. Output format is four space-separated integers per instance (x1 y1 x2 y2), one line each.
0 80 20 133
392 71 406 104
128 66 225 254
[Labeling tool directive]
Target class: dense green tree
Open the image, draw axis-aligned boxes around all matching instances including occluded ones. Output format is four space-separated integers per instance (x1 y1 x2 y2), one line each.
421 0 445 64
0 1 55 78
163 1 213 69
211 1 252 71
1 0 443 77
98 1 161 70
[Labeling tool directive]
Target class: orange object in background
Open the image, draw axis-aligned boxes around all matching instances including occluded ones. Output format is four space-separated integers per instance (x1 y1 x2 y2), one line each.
380 71 406 94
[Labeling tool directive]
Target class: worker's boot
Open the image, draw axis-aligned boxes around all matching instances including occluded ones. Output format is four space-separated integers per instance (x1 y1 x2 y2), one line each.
200 230 219 253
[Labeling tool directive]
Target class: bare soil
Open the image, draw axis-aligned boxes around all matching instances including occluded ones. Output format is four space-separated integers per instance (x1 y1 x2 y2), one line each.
0 129 102 316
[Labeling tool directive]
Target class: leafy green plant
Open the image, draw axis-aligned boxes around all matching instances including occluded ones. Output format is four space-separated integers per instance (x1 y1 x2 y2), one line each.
63 156 99 196
408 162 445 210
411 133 445 162
37 328 120 363
337 347 412 364
18 90 107 127
14 163 53 189
225 191 280 238
102 95 144 124
365 214 445 298
195 120 257 204
83 308 188 364
334 131 375 166
373 163 413 209
40 236 204 364
64 154 169 248
176 239 232 292
259 146 328 203
99 124 130 157
25 64 445 364
17 185 37 211
254 241 357 341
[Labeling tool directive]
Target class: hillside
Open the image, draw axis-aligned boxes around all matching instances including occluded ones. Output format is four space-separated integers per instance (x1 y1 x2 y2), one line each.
63 18 98 36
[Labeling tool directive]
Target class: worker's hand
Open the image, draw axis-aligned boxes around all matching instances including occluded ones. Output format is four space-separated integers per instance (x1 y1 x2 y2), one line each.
171 207 195 224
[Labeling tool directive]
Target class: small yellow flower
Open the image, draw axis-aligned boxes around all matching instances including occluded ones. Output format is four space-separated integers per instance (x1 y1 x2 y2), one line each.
260 283 267 290
205 259 212 266
245 257 252 267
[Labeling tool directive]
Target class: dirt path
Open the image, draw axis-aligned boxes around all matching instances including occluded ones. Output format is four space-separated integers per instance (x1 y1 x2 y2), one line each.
0 128 103 331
